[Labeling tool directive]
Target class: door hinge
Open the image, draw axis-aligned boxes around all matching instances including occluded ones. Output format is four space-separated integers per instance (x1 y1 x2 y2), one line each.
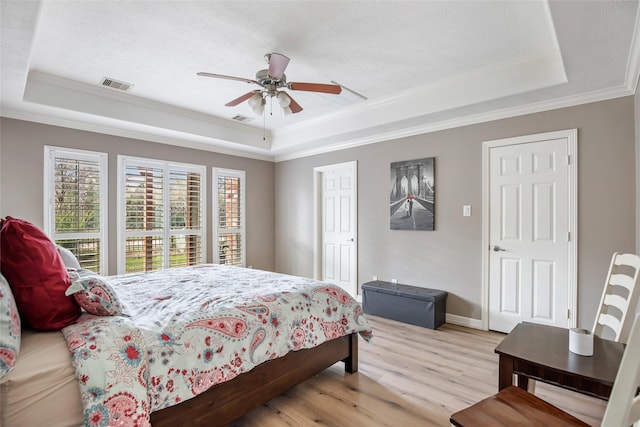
567 155 571 165
567 232 570 242
567 309 571 319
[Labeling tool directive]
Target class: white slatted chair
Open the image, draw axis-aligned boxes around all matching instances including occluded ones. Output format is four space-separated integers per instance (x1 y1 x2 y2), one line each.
593 252 640 344
450 313 640 427
528 252 640 396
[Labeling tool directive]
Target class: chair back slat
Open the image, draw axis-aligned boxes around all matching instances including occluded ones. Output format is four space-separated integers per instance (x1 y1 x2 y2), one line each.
609 273 635 291
603 293 627 310
596 313 621 338
614 253 640 269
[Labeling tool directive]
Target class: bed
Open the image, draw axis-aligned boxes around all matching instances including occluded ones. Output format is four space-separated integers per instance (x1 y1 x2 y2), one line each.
1 264 372 427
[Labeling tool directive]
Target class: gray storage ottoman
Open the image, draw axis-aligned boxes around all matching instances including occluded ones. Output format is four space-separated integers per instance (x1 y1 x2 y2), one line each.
361 280 447 329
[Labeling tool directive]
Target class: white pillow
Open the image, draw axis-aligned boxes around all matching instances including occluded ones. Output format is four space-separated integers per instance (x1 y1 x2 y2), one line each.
56 245 81 270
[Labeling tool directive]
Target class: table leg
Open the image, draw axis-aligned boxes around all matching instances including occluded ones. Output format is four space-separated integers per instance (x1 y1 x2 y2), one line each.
498 354 514 391
517 373 529 391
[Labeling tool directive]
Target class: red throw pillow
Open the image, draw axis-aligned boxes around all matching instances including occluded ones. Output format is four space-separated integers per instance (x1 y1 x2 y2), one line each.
0 217 80 330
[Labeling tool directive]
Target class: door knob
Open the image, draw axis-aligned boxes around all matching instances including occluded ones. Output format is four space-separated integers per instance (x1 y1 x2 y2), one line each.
493 245 507 252
347 238 354 242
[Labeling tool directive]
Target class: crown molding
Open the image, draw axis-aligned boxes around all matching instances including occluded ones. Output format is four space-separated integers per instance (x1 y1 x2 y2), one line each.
274 84 633 162
25 49 568 155
624 2 640 93
0 107 276 162
24 71 273 150
271 50 567 151
5 79 633 165
27 71 255 133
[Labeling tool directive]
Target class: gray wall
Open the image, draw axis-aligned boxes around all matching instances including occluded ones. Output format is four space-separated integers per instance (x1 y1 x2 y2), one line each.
275 97 637 329
1 96 636 329
0 118 276 274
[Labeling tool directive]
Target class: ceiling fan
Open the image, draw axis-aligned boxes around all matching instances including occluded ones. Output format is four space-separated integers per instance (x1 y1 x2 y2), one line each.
197 53 342 115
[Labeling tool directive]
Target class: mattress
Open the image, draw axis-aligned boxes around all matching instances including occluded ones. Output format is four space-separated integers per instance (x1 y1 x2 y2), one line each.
0 329 82 427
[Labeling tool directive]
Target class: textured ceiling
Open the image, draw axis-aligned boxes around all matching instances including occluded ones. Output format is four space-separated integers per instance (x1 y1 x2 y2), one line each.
1 1 639 160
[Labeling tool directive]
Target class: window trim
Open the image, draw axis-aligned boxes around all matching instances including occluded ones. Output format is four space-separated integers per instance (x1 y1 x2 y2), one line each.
43 145 108 274
213 168 246 267
117 155 207 274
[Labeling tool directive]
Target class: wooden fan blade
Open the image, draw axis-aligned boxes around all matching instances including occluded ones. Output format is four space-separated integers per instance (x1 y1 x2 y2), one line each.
225 90 261 107
197 72 257 85
281 92 303 114
287 82 342 94
267 53 290 80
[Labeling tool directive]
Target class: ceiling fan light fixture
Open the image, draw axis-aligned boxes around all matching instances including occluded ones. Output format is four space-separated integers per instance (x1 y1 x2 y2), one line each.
251 101 265 115
282 106 292 116
248 92 263 109
277 91 291 108
248 92 266 115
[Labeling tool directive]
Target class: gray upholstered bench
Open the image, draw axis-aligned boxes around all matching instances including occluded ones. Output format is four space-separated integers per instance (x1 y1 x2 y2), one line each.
361 280 447 329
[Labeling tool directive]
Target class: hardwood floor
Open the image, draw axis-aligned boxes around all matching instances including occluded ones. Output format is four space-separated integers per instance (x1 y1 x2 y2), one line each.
229 315 607 426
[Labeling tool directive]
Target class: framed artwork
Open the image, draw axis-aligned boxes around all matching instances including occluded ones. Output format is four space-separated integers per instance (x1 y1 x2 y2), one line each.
390 157 435 230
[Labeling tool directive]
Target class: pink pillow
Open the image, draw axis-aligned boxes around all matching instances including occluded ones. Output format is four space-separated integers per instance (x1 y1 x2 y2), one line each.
66 269 124 316
0 217 80 330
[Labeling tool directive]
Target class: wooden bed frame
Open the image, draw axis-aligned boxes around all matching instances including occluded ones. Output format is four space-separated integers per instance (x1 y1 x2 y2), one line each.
150 333 359 426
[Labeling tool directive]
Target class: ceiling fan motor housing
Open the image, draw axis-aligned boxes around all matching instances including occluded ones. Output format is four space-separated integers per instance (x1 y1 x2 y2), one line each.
256 69 286 90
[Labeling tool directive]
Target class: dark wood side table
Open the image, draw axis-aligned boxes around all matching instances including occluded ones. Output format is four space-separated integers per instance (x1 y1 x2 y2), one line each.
494 322 625 400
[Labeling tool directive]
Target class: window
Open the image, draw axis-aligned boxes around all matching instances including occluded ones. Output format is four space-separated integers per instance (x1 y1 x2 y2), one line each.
214 168 245 266
44 146 108 274
118 156 206 273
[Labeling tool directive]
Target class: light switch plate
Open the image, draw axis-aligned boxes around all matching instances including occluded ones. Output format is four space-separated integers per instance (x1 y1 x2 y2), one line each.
463 205 472 217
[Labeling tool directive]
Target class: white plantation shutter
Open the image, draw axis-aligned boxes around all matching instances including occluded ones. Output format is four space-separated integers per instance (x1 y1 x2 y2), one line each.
44 147 107 275
169 169 203 267
214 168 245 266
118 156 206 273
124 163 164 231
122 161 164 273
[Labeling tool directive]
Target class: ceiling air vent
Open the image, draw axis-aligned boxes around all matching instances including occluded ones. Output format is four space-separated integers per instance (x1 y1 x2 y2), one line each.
231 114 253 122
100 77 133 91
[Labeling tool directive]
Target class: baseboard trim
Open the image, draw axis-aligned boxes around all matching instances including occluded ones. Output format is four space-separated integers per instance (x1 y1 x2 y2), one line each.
446 313 484 330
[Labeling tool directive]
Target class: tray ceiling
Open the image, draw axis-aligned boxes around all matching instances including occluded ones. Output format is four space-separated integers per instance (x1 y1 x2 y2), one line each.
1 1 639 161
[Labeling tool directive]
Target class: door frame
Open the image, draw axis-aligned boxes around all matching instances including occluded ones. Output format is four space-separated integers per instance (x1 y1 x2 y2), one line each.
313 161 358 296
481 129 578 331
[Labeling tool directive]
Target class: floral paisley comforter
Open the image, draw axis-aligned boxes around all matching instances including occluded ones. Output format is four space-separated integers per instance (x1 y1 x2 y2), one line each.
61 264 372 427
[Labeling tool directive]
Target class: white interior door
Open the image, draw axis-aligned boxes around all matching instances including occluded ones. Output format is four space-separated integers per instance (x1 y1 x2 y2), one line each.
315 161 357 297
486 131 576 333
